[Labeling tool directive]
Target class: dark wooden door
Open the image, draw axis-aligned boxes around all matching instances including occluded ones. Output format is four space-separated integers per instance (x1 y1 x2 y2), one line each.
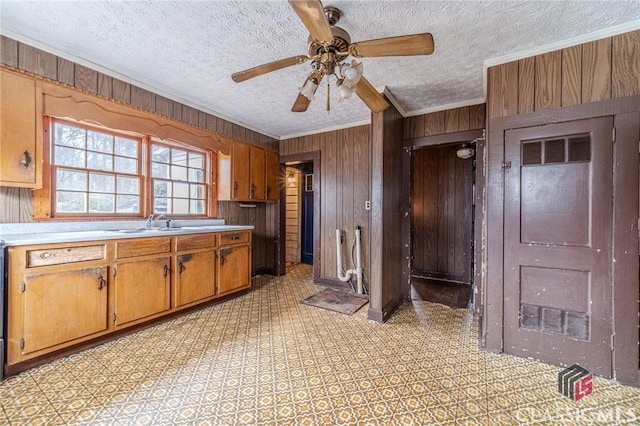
301 181 314 264
504 117 613 377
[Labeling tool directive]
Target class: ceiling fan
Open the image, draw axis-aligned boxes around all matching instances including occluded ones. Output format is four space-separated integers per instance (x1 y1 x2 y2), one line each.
231 0 434 113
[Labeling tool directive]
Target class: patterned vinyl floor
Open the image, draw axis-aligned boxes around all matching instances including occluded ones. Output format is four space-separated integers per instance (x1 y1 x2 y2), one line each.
0 264 638 425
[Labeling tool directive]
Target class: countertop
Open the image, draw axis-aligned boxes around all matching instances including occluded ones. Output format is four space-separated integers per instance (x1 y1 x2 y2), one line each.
0 220 253 246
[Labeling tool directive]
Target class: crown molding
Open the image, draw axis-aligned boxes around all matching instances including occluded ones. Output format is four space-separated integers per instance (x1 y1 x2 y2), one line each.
279 119 371 140
404 98 486 118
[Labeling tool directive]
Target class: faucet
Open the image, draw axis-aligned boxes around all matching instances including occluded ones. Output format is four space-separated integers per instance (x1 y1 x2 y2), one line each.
146 213 168 229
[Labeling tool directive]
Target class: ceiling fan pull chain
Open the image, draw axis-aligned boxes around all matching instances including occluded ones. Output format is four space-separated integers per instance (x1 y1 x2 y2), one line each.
326 79 331 113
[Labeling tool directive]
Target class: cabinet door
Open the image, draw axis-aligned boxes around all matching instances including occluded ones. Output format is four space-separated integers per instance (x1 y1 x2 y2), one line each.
22 267 108 354
250 146 265 200
114 257 171 326
218 245 250 295
175 250 216 307
231 142 251 200
0 70 41 187
265 150 279 202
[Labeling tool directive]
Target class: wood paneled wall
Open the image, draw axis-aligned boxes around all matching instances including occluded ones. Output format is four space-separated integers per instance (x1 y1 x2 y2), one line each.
404 104 486 140
285 168 301 264
412 145 473 283
488 30 640 119
369 103 405 322
280 126 370 286
0 36 279 273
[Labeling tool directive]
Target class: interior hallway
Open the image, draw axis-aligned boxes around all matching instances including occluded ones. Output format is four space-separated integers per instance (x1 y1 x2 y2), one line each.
0 264 638 425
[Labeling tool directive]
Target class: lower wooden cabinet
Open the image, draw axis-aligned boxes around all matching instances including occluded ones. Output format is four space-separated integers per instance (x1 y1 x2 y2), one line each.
218 231 251 295
175 250 217 307
113 257 171 326
5 230 251 373
22 267 108 354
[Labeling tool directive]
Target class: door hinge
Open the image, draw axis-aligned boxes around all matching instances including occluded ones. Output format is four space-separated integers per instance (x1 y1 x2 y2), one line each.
113 313 117 324
612 127 616 143
610 333 615 351
501 161 511 170
20 339 25 350
19 282 25 292
113 268 117 277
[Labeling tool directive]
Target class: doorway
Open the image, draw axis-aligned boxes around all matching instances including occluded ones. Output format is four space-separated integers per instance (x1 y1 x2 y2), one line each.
411 143 475 307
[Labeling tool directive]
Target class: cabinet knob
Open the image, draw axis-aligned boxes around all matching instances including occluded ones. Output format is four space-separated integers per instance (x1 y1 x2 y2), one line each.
163 264 169 277
22 151 32 168
178 261 185 274
233 181 238 197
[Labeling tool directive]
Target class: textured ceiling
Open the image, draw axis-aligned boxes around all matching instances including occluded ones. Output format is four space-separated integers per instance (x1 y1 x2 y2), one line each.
1 1 639 139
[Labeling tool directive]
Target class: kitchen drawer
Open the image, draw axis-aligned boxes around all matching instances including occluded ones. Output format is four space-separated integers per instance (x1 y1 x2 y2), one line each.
116 237 171 259
27 245 105 268
175 233 218 251
219 231 250 246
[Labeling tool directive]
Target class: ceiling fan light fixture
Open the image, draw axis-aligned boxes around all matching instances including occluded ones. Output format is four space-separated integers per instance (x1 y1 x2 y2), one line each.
340 60 363 88
299 78 319 100
337 79 354 101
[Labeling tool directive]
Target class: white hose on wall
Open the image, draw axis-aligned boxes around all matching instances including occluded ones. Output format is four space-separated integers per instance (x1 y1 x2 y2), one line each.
336 226 364 294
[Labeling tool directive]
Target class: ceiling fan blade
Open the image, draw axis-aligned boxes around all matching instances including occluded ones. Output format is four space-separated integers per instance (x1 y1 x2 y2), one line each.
354 77 390 113
349 33 434 58
232 55 310 83
292 72 324 112
288 0 333 44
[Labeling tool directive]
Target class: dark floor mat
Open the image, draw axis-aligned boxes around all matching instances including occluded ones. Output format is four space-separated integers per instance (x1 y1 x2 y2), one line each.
301 287 369 315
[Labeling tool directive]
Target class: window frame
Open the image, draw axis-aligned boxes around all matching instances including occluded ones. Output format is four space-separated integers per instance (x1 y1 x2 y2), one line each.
147 138 211 218
46 117 213 219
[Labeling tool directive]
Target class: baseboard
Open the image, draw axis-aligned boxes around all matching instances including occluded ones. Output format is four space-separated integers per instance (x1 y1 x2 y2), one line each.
314 277 352 289
367 296 403 323
0 339 4 381
252 268 276 276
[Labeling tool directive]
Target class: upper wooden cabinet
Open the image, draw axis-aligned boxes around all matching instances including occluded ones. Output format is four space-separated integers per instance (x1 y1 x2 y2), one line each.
231 142 251 200
0 69 43 188
265 149 279 202
218 141 279 202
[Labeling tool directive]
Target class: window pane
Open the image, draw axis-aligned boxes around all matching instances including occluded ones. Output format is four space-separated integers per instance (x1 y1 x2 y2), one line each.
154 180 171 197
57 169 87 191
171 165 187 181
115 137 138 158
188 168 204 183
117 176 139 195
116 195 140 213
152 145 170 163
174 182 189 198
188 152 203 168
87 131 113 153
89 173 115 193
114 156 137 174
55 146 86 168
173 198 189 214
172 149 187 166
57 191 86 213
87 152 113 171
152 162 170 178
190 184 206 199
154 197 170 214
55 123 85 148
190 199 205 214
89 193 115 213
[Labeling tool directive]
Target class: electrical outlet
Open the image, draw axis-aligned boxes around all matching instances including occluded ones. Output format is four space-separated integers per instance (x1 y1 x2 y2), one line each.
365 200 371 210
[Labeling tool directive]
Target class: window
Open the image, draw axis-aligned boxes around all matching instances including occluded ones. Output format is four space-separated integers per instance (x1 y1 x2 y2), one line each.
150 142 208 215
52 120 142 215
51 119 210 218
